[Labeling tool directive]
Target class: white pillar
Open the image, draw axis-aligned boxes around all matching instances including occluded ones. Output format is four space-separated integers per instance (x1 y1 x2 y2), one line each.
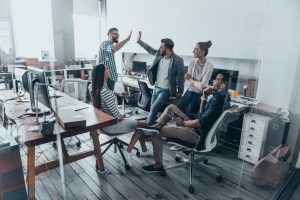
51 0 75 65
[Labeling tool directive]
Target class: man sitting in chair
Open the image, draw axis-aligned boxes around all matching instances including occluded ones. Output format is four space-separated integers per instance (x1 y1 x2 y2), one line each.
130 73 228 173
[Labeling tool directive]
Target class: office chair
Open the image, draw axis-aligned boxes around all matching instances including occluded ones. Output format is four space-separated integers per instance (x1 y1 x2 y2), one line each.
115 74 139 115
55 79 89 148
61 79 89 102
88 87 140 170
137 79 151 111
162 107 240 193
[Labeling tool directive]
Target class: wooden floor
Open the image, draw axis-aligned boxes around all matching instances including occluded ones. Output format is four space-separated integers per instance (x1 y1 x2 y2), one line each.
19 133 283 200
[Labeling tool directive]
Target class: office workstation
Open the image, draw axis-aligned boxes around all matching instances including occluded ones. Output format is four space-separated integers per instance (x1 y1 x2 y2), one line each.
1 0 300 200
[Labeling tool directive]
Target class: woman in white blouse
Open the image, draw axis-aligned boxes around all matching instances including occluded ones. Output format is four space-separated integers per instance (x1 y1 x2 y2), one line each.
90 64 151 166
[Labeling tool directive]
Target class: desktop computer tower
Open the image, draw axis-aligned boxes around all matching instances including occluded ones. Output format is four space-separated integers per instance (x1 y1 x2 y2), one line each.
263 117 290 157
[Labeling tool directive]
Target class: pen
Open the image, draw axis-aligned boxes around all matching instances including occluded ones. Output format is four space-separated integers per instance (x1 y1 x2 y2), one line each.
74 107 89 111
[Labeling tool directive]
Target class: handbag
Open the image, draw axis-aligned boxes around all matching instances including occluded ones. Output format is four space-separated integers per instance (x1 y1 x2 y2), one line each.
251 145 291 188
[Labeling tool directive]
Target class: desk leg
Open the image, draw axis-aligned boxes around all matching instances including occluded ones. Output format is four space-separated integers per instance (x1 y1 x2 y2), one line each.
90 130 105 171
27 146 35 200
61 140 69 159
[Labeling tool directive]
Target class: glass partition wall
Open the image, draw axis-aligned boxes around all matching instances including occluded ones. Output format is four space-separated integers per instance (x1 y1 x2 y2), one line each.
2 0 300 199
233 0 300 199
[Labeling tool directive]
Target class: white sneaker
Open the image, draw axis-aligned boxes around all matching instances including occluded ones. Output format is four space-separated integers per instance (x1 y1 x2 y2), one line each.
140 149 153 157
123 150 133 167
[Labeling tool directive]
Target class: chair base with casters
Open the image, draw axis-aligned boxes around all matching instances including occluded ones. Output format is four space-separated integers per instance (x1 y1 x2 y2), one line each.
96 131 141 170
161 109 237 193
165 138 223 193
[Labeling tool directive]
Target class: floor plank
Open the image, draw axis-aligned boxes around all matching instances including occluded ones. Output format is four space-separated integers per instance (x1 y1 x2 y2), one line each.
17 131 286 200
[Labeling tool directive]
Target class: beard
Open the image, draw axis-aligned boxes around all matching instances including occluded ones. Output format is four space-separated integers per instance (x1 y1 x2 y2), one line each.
113 37 119 43
160 50 166 56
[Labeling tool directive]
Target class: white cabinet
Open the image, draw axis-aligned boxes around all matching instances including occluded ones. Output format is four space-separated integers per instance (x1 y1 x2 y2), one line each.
238 113 271 164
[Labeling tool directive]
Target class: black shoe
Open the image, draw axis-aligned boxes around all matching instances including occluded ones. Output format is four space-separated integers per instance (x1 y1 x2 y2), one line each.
142 164 164 173
136 126 160 136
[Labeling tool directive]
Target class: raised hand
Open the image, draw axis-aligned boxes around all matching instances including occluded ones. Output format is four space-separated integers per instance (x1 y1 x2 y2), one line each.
137 31 142 42
126 30 132 41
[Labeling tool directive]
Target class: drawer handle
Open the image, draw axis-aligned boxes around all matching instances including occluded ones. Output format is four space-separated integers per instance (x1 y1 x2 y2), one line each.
251 120 256 123
250 127 255 131
248 141 253 145
246 148 251 152
249 134 254 138
246 155 251 158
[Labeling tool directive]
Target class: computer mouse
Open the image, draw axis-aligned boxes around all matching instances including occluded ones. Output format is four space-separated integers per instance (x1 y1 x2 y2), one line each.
135 110 139 114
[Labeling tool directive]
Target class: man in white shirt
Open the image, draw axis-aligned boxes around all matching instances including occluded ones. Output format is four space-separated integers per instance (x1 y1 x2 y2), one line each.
137 31 185 126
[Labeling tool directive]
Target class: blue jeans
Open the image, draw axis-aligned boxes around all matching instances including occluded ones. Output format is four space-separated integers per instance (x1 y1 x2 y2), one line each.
107 78 115 91
146 86 170 126
176 91 201 115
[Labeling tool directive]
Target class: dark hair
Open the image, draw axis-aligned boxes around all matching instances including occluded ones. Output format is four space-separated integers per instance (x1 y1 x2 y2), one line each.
161 38 174 50
91 64 106 109
197 40 212 56
107 27 118 35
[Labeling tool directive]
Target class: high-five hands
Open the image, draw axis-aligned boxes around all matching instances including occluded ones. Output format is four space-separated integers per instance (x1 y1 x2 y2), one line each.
137 31 142 42
126 30 132 42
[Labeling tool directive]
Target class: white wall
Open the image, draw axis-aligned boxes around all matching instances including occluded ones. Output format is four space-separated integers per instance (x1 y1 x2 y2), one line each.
256 0 300 109
106 0 265 59
0 0 10 20
106 0 300 109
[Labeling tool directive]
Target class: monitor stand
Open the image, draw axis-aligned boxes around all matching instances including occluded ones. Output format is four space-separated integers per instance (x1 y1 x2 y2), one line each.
25 107 51 116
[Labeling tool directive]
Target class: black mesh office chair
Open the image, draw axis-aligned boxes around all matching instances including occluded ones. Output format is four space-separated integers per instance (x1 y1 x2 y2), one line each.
137 79 151 111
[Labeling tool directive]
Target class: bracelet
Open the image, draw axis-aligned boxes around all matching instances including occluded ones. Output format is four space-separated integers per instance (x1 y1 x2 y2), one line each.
201 96 208 101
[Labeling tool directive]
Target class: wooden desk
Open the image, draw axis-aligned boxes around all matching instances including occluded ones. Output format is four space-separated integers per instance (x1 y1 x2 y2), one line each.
0 90 117 200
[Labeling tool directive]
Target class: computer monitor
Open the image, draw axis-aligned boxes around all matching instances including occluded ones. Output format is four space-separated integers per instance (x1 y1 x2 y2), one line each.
14 68 29 95
0 73 13 90
209 68 239 90
132 61 146 75
26 67 51 115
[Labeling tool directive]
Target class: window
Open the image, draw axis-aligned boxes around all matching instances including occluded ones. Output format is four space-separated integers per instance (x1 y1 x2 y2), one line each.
0 21 14 65
10 0 55 59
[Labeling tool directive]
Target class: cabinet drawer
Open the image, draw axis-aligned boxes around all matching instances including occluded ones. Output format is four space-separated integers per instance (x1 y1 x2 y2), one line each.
238 151 259 164
240 134 262 149
247 116 267 127
240 145 260 156
244 114 269 132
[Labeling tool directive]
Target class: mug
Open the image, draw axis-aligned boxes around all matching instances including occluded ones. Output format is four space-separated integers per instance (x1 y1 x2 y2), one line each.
231 90 238 97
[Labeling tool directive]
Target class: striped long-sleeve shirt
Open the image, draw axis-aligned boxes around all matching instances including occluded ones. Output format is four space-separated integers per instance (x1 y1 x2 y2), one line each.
100 86 122 120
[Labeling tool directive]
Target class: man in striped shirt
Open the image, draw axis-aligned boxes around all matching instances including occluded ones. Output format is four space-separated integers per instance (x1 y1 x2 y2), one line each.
98 27 132 90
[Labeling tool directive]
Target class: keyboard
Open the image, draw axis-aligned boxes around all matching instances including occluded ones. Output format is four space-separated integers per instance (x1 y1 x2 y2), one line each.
0 134 10 149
